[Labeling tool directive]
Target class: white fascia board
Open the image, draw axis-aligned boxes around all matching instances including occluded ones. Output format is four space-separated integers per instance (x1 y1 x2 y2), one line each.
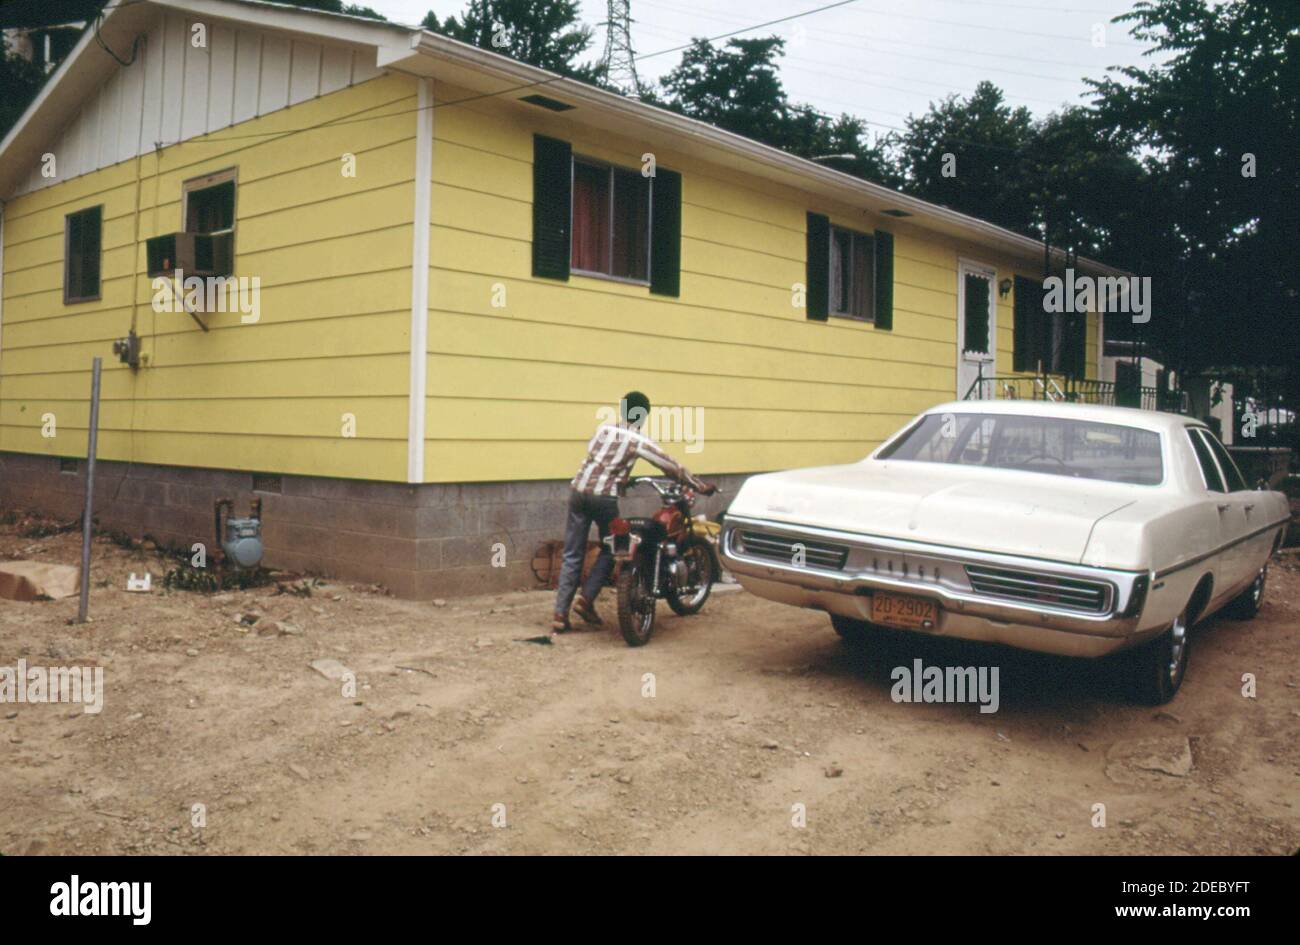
407 78 433 484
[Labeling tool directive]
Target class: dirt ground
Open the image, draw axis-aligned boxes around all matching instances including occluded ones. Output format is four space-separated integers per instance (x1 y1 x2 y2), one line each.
2 519 1298 856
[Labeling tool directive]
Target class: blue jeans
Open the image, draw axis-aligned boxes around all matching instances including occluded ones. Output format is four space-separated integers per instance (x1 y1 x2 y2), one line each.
555 489 619 615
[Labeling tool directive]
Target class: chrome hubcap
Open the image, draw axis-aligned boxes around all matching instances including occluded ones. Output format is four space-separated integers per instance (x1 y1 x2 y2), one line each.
1168 613 1188 685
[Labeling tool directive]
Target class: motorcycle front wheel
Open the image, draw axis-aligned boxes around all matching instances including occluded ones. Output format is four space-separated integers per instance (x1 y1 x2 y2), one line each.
616 552 658 647
666 536 716 616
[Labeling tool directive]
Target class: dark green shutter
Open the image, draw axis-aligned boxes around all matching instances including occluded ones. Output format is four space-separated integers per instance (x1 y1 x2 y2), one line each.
1072 312 1089 378
85 206 102 295
1013 276 1041 372
805 212 829 320
873 229 893 330
531 135 571 280
649 168 681 297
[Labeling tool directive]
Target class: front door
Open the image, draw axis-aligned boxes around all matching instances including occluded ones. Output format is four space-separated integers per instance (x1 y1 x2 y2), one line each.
957 261 997 400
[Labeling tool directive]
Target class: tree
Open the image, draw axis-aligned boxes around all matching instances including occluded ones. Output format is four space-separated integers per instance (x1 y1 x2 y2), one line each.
1086 0 1299 375
0 48 45 140
657 37 897 186
281 1 387 20
423 0 599 81
890 81 1036 233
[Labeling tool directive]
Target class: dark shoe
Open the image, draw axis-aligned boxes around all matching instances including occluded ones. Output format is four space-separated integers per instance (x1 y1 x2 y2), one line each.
573 595 603 627
551 612 572 634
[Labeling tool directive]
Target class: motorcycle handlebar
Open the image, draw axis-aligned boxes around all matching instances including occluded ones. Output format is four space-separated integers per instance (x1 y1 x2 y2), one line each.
630 476 720 497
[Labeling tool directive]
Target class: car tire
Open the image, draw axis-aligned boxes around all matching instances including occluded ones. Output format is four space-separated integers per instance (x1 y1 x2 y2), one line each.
1224 564 1267 620
830 614 873 647
1130 606 1190 705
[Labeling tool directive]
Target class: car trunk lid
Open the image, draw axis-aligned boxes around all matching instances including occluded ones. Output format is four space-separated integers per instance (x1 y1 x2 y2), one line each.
744 462 1135 564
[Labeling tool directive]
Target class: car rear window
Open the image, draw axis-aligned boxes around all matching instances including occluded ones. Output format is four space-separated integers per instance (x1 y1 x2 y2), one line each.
1200 429 1249 491
1186 428 1226 492
877 412 1164 485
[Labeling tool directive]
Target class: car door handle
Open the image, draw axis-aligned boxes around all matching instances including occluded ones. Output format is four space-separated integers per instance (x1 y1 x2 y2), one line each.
1217 503 1230 512
1243 503 1255 513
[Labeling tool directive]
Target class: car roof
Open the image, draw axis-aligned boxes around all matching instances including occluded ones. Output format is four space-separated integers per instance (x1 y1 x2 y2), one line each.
926 400 1204 434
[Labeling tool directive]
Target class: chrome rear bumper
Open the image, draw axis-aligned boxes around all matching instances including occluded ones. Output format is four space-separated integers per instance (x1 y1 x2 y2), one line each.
720 515 1151 658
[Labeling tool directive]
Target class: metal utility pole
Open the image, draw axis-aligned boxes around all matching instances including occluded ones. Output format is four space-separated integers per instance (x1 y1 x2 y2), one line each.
76 357 102 623
599 0 641 96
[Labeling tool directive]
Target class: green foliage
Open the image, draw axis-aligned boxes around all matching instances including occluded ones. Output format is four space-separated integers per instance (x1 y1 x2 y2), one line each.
657 37 897 186
889 82 1036 232
162 555 272 594
1085 0 1299 377
0 46 45 140
278 1 388 20
423 0 599 81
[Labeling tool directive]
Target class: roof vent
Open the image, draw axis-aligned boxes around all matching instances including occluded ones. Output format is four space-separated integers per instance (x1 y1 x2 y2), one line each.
882 208 912 218
519 94 574 112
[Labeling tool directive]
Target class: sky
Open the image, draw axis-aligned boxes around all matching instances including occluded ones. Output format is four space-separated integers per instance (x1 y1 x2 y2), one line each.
362 0 1165 142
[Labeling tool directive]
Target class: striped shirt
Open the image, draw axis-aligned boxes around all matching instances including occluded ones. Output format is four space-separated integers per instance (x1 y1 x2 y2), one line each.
571 423 680 497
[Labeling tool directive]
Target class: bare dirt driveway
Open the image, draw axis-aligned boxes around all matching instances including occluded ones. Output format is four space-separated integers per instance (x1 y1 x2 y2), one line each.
3 525 1298 856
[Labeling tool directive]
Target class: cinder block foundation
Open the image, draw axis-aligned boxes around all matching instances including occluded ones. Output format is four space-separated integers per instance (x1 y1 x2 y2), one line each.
0 452 745 599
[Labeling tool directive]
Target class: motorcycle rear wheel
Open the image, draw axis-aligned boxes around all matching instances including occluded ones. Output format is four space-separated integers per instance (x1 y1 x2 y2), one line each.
617 555 657 647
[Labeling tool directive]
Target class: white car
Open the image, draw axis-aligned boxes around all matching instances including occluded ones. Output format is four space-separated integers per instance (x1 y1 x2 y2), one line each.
721 401 1290 703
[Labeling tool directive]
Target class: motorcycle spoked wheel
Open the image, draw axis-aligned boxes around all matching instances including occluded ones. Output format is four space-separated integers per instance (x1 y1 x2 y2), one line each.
666 536 717 617
616 553 658 647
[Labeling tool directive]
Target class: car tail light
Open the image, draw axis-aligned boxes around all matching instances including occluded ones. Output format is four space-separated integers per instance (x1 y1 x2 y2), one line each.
610 517 631 536
1120 574 1150 618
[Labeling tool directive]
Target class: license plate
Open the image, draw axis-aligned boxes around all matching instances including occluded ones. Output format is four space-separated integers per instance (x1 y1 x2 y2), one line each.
870 592 938 630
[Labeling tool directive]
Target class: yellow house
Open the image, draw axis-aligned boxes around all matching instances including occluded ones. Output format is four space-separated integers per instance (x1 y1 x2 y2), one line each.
0 0 1118 597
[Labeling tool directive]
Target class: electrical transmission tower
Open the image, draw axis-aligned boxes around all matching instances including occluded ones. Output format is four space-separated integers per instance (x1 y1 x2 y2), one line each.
599 0 641 96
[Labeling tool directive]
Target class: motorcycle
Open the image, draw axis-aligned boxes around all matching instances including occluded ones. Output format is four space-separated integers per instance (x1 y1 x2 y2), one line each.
605 476 721 647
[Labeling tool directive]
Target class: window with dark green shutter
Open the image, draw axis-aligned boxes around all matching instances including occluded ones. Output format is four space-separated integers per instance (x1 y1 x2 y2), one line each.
532 135 572 280
533 135 682 292
64 206 102 303
806 214 892 328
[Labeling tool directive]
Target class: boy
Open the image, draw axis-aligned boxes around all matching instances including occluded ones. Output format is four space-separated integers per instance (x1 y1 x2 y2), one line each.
553 391 712 633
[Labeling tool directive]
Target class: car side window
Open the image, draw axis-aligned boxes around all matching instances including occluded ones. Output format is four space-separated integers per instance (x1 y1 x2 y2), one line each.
1186 429 1225 492
1201 430 1249 492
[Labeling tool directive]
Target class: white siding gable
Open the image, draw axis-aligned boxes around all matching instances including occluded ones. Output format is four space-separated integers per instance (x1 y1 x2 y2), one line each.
16 9 384 196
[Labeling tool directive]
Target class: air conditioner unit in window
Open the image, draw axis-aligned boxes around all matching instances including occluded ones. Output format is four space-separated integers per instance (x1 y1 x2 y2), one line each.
146 232 216 278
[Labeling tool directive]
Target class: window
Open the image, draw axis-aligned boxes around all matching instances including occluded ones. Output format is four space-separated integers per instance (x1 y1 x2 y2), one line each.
962 270 991 354
1187 428 1225 492
830 227 874 319
64 206 102 303
532 135 681 295
183 169 236 277
571 158 650 281
805 213 893 328
1200 429 1248 491
878 412 1164 485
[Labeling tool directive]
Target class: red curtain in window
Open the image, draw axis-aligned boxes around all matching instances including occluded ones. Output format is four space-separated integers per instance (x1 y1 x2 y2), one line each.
571 162 610 273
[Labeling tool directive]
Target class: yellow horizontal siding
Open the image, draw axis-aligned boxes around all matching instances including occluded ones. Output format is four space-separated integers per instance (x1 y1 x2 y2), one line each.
423 82 1080 483
1 74 419 481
